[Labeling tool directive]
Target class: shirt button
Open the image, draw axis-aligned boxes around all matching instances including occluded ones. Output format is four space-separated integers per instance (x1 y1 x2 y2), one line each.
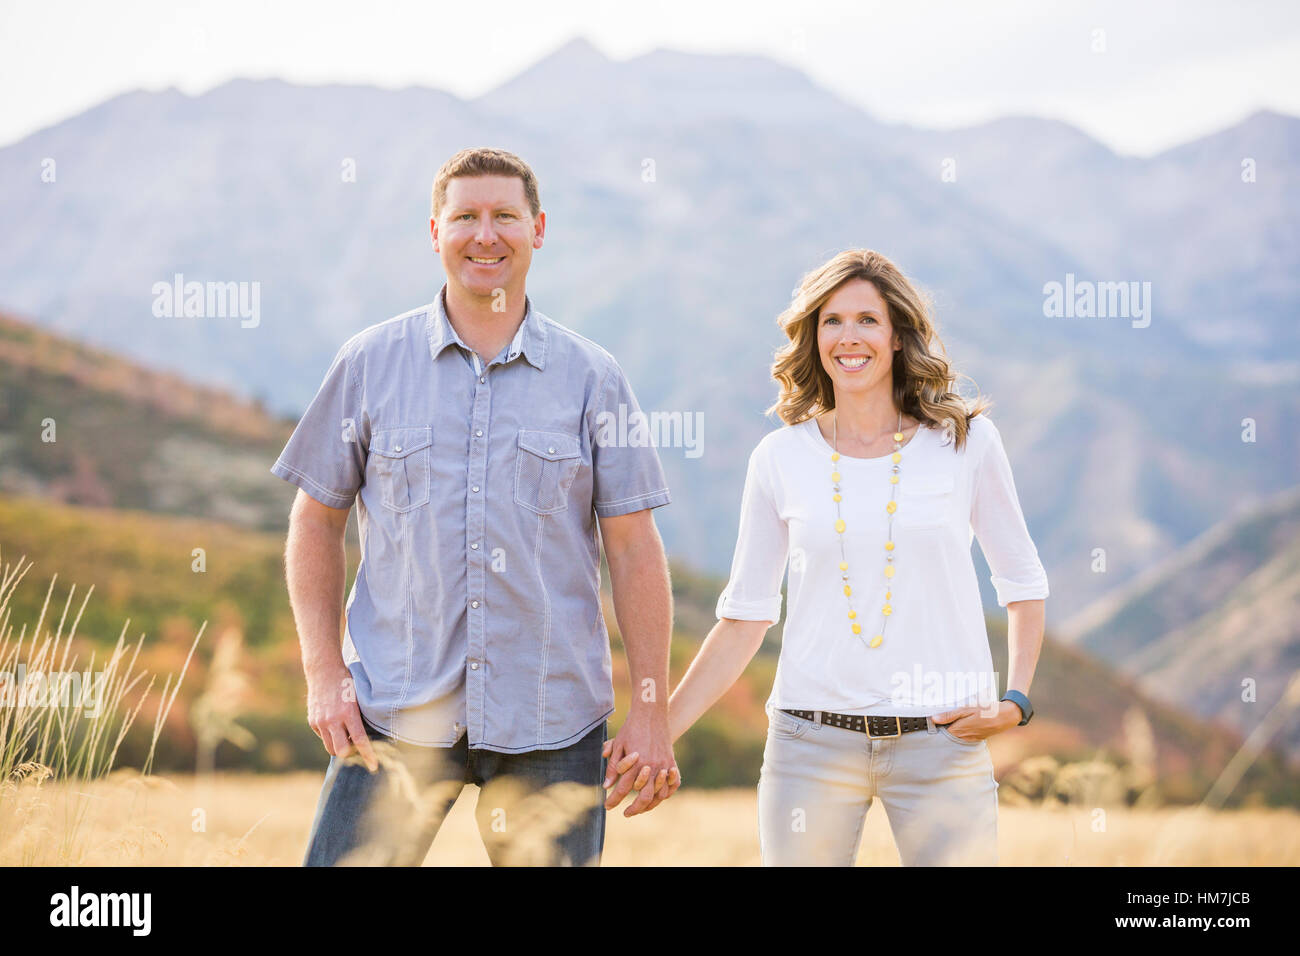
475 429 483 437
548 446 556 454
394 445 402 452
479 376 486 384
472 485 479 492
470 542 479 550
471 600 479 608
470 662 479 670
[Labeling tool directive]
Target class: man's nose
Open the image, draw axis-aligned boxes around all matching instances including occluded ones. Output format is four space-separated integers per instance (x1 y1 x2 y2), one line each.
475 217 497 245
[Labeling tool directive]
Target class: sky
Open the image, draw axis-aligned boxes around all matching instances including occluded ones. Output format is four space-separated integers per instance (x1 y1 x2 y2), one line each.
1 0 1298 156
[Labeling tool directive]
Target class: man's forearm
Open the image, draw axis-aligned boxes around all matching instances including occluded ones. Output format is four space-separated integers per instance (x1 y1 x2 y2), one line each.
285 516 348 678
607 538 672 713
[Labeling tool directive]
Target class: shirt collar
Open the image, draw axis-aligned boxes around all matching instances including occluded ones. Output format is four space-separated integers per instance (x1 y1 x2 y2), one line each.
428 284 547 371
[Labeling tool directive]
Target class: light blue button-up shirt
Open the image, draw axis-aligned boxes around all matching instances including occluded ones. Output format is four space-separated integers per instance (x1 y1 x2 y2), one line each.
272 285 672 752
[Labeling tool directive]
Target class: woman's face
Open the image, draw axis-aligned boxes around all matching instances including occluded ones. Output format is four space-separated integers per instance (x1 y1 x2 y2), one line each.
816 278 900 398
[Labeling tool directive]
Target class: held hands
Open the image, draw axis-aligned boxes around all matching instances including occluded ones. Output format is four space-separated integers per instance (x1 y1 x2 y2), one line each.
601 704 681 817
931 700 1022 743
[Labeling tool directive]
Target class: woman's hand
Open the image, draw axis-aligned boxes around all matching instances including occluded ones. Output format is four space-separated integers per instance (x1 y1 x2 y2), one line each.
932 700 1022 742
601 741 681 815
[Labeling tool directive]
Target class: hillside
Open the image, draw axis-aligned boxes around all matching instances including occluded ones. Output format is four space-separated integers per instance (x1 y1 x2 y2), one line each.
1 494 1294 804
0 309 294 529
1062 485 1300 760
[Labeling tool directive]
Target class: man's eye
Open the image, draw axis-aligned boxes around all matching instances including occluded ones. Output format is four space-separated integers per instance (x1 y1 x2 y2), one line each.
458 214 473 221
861 316 877 324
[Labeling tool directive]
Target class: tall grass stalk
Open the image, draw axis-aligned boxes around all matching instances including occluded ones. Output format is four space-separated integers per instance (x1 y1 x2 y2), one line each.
0 552 203 864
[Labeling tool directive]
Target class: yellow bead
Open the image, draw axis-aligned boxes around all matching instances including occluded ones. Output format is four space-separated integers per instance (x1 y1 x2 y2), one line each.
885 541 894 551
835 519 845 533
848 609 857 619
831 471 841 482
833 493 841 502
889 475 899 484
893 432 903 442
886 501 896 514
831 452 840 462
852 623 862 635
839 561 847 570
870 635 883 648
891 452 901 463
843 585 851 596
885 590 891 599
884 566 895 578
882 604 892 616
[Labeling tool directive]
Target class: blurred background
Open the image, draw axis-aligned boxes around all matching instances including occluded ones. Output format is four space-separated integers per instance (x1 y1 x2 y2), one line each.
1 0 1299 864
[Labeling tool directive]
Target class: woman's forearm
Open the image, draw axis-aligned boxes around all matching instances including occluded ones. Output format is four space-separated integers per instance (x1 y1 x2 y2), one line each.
1004 598 1045 696
668 618 770 741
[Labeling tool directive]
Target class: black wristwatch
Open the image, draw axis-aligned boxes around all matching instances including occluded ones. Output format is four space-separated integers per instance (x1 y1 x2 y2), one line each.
1001 690 1033 726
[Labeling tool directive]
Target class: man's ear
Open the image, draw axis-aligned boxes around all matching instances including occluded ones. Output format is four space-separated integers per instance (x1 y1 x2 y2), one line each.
429 217 439 251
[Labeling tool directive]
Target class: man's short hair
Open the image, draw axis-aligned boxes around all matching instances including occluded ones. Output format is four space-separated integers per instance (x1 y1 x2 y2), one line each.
430 147 541 220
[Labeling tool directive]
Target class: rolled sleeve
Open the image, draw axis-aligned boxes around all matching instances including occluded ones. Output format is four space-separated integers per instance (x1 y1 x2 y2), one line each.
970 418 1049 607
716 442 787 624
589 358 671 517
270 341 367 509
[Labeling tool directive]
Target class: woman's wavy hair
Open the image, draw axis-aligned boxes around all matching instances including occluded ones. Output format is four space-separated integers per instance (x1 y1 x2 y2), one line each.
767 249 990 451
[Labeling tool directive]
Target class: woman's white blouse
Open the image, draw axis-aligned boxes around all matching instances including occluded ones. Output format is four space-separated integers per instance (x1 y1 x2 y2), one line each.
715 413 1049 717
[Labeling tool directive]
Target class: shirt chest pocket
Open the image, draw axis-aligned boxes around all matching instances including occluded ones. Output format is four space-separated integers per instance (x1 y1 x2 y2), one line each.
515 428 582 515
896 474 954 530
369 426 432 513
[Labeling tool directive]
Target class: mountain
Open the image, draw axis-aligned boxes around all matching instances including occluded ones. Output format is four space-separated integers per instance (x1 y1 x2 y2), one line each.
1 38 1298 620
1062 484 1300 760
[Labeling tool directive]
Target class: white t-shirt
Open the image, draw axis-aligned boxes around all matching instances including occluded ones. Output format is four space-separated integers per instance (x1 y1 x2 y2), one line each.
715 412 1049 717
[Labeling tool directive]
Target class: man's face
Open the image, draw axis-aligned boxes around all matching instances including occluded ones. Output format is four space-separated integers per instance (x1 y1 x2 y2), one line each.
431 175 544 299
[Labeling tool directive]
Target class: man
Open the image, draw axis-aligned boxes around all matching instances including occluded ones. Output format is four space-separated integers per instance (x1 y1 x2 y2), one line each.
273 147 680 866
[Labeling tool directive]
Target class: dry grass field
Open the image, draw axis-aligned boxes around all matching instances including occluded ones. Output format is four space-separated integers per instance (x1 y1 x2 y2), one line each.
3 769 1299 866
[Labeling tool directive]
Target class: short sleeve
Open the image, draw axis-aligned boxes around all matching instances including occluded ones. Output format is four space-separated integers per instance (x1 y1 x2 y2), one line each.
969 417 1050 607
270 341 367 509
589 357 672 517
716 442 788 624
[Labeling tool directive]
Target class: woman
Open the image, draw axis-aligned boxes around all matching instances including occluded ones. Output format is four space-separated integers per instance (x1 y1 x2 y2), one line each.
615 249 1049 865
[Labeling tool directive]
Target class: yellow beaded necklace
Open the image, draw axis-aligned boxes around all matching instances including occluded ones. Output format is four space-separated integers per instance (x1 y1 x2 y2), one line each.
831 409 904 649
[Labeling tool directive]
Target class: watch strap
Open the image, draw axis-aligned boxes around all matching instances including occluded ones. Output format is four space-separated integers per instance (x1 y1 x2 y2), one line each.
1001 690 1033 726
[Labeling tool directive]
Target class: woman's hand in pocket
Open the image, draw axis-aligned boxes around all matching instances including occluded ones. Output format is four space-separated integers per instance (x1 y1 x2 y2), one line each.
932 701 1021 743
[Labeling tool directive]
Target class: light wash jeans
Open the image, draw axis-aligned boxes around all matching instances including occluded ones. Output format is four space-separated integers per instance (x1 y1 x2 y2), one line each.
757 709 999 866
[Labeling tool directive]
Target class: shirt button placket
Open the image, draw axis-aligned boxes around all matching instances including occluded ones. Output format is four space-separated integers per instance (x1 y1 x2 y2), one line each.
466 365 491 746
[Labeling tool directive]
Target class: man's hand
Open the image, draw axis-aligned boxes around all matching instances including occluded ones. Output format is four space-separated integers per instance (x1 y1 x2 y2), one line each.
306 660 379 772
601 704 680 817
932 701 1022 743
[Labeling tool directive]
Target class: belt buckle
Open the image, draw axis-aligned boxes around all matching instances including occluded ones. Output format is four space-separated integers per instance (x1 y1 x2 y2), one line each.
868 716 902 739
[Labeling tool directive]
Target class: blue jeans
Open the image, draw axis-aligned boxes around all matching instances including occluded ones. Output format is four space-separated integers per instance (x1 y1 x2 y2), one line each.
303 716 608 866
